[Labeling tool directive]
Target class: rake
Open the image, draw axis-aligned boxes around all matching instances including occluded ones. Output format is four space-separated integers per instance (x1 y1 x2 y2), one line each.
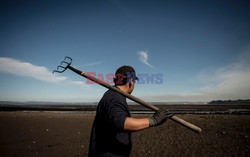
53 56 202 133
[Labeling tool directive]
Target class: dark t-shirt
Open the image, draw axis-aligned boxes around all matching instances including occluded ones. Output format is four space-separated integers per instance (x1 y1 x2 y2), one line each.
89 89 132 157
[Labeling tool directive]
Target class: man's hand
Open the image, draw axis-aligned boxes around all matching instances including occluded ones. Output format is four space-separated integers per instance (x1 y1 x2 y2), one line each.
148 108 174 127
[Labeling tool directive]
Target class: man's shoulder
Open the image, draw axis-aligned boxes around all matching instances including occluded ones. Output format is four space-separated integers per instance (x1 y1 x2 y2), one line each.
105 89 124 98
98 90 130 116
103 90 126 102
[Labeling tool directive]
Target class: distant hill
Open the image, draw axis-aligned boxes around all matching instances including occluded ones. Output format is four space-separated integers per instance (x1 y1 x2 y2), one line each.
0 101 207 106
0 101 98 106
208 99 250 105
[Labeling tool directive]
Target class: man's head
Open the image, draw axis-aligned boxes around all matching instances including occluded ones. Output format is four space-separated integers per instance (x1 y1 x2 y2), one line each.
114 65 138 94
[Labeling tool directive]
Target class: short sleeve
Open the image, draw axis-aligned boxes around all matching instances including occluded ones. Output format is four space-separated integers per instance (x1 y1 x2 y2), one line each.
108 98 128 131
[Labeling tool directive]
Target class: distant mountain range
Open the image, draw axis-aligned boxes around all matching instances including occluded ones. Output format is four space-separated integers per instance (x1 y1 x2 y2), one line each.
0 101 207 106
208 99 250 105
0 99 249 106
0 100 249 114
0 101 98 106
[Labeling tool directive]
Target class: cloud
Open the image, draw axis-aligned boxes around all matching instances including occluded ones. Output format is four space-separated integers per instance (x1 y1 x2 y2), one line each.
84 61 102 67
75 61 102 69
139 51 250 102
139 93 210 103
0 57 86 86
138 51 154 67
197 53 250 100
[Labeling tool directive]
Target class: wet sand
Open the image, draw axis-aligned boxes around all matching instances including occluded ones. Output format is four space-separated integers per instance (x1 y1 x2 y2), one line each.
0 112 249 157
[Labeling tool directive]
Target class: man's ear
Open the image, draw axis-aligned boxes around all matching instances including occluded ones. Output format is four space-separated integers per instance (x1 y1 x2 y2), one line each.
128 79 133 87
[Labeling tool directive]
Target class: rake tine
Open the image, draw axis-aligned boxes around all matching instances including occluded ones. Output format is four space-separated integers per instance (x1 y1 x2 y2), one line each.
52 66 66 74
52 56 73 74
53 69 64 74
64 56 72 63
57 65 66 70
61 61 67 66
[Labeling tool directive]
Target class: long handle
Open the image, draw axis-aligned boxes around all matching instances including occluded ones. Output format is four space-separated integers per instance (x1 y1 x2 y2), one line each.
68 66 202 134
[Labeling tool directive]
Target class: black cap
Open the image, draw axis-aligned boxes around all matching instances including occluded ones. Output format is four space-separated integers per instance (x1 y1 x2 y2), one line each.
114 65 138 85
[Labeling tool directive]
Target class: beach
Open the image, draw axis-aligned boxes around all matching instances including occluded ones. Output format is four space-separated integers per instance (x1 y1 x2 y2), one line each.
0 111 249 157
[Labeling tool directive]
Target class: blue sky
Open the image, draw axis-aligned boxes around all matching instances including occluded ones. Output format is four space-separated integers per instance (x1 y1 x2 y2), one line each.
0 0 250 102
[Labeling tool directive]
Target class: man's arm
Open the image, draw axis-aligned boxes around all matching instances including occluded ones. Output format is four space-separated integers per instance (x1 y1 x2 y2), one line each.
124 108 174 132
124 117 150 131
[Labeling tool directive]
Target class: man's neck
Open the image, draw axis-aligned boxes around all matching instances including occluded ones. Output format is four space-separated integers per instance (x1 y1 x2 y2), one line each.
116 85 128 93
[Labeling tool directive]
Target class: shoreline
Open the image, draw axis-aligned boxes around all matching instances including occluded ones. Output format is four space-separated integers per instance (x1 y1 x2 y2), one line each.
1 104 250 114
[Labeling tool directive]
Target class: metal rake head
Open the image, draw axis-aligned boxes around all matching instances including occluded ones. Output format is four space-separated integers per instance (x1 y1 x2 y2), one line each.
53 56 72 74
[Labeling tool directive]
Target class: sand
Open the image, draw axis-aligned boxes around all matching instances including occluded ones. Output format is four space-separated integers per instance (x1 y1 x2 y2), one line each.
0 112 249 157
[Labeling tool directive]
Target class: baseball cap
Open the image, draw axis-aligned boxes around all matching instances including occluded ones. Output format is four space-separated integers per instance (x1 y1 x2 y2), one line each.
114 65 139 85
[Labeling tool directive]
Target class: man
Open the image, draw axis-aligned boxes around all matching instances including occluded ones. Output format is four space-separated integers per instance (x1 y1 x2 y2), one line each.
89 65 173 157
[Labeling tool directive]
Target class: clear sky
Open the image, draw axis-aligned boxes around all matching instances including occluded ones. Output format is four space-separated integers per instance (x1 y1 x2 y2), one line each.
0 0 250 102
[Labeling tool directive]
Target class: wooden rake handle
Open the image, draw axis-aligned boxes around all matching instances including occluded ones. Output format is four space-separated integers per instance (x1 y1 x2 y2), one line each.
67 65 202 134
